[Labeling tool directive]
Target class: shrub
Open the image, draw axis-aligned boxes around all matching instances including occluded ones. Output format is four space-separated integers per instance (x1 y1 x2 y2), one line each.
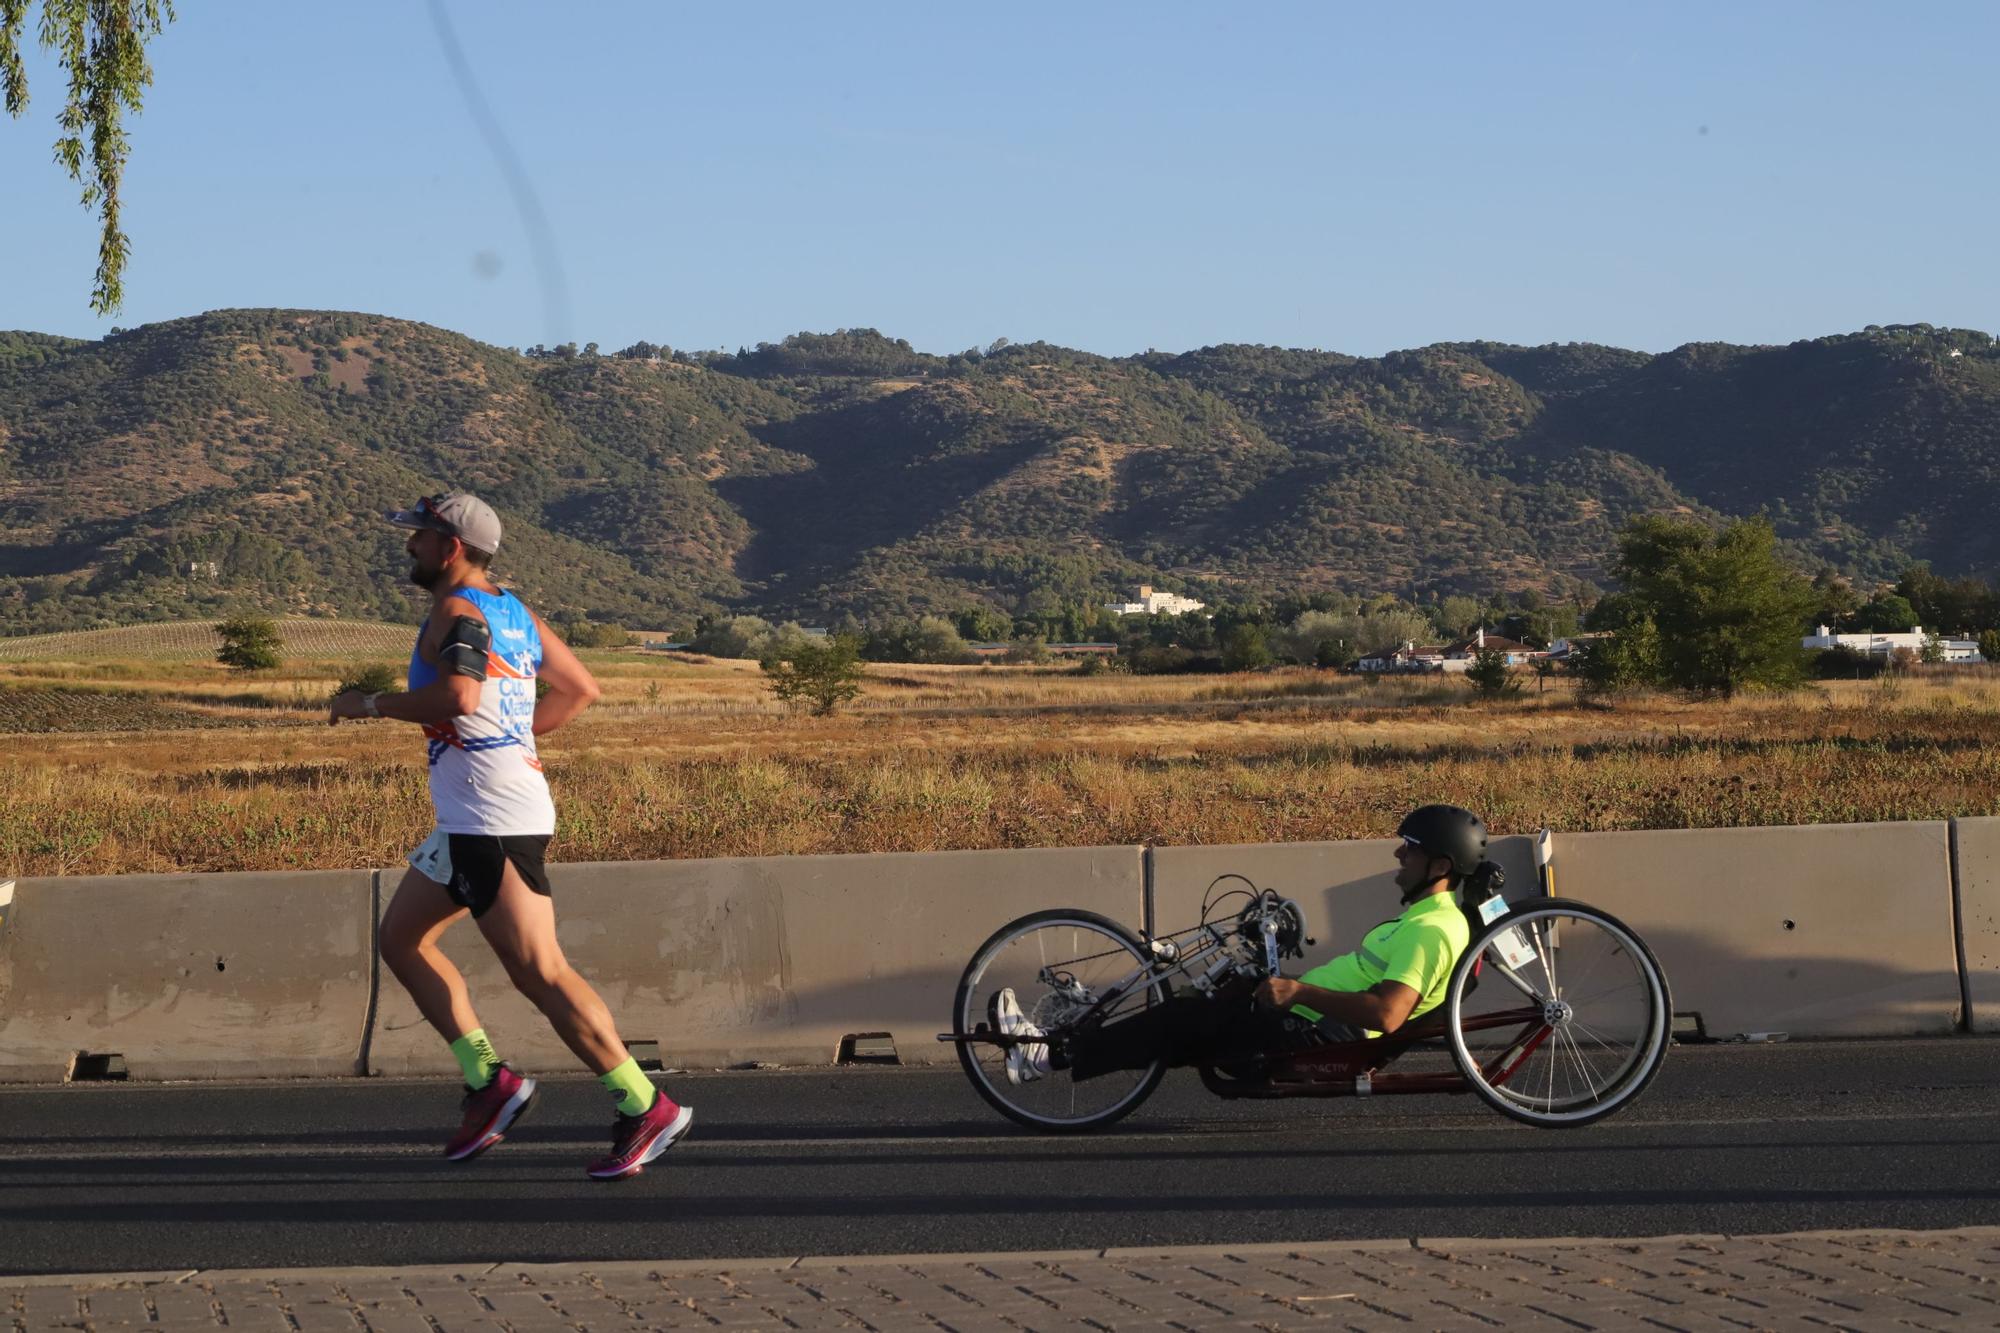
1807 645 1882 680
760 634 865 715
688 615 773 659
1003 635 1052 664
215 615 282 670
1220 624 1272 672
1575 619 1662 693
336 662 402 695
1464 647 1520 696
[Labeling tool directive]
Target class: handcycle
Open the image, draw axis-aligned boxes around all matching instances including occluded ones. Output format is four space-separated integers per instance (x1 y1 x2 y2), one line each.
940 865 1671 1132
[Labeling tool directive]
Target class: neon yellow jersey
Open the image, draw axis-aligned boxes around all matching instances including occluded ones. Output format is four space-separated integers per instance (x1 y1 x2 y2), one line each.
1290 892 1472 1034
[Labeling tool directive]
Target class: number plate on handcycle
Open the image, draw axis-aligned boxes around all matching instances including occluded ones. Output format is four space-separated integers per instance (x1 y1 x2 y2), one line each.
1475 894 1508 925
1489 923 1537 969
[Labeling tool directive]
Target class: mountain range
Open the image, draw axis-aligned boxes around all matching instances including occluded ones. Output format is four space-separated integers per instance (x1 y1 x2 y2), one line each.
2 310 1995 634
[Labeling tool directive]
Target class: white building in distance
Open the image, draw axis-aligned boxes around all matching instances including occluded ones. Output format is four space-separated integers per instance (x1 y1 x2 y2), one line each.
1801 624 1983 663
1104 584 1206 616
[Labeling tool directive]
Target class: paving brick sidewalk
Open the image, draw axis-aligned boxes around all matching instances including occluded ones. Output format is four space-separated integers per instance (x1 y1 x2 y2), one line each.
10 1228 2000 1331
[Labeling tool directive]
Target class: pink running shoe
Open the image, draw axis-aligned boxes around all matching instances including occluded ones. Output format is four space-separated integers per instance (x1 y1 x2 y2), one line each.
586 1096 694 1181
443 1064 538 1161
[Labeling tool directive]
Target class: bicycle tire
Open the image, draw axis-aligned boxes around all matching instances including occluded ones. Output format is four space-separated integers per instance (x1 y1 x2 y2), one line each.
952 908 1169 1133
1444 898 1671 1128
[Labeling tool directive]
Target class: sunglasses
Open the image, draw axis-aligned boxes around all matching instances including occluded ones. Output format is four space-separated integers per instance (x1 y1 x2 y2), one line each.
408 495 458 535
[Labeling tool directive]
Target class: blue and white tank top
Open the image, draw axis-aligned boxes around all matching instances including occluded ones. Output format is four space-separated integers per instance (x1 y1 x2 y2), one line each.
408 587 557 836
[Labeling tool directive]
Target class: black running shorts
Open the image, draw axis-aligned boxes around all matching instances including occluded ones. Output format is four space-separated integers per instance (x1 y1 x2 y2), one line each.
443 833 553 918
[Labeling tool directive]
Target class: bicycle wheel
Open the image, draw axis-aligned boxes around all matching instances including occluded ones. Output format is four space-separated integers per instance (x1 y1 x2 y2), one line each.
953 909 1169 1133
1445 899 1670 1128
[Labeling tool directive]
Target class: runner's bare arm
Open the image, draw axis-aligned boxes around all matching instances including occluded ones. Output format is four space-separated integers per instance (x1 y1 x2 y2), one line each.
328 597 484 726
527 611 600 736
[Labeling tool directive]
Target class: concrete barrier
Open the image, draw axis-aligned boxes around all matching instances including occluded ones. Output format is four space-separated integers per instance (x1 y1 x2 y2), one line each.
367 844 1144 1075
1555 822 1959 1038
1149 834 1543 968
0 870 374 1082
1949 817 2000 1032
0 818 1973 1085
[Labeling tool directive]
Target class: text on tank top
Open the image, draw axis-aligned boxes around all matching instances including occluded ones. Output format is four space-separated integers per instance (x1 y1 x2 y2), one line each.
407 586 556 835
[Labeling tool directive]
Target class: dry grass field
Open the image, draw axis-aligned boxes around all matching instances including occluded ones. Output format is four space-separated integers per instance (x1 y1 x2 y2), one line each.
3 622 1998 878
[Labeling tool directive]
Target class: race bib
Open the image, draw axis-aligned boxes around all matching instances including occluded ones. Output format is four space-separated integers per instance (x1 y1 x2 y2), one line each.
407 828 453 884
1490 923 1538 970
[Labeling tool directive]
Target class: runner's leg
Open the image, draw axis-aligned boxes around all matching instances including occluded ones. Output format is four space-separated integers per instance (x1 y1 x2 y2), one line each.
475 857 630 1075
384 864 538 1159
476 853 694 1178
380 867 480 1042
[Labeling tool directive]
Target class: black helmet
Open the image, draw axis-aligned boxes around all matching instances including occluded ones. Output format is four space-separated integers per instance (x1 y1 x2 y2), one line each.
1396 804 1488 879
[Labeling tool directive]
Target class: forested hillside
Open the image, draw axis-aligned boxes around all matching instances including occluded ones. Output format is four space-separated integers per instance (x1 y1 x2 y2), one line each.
1 310 1992 633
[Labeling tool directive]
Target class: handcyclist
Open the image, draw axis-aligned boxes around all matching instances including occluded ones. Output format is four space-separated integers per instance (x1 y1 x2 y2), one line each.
990 804 1484 1083
329 490 692 1180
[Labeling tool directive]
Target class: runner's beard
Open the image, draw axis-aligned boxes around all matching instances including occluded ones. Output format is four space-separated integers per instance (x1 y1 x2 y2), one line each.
409 559 442 590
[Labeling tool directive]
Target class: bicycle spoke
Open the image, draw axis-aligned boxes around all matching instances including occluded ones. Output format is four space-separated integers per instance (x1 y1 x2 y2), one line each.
1565 1014 1636 1061
1487 956 1550 1005
957 913 1168 1132
1559 939 1611 1001
1564 978 1645 1007
1529 918 1559 999
1545 1026 1556 1107
1561 1027 1603 1103
1450 903 1668 1127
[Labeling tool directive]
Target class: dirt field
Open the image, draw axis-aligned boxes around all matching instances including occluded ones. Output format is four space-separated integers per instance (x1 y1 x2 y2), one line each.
2 632 1996 877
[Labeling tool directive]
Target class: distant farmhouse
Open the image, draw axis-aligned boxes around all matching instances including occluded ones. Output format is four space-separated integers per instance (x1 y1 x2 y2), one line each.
1801 625 1983 663
1357 627 1541 674
1104 585 1206 616
1545 632 1612 664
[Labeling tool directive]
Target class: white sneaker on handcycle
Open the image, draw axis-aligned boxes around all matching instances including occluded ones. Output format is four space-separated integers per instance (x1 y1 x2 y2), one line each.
988 988 1052 1084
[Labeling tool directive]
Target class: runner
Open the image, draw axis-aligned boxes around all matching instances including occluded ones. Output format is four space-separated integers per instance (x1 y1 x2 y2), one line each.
330 490 692 1180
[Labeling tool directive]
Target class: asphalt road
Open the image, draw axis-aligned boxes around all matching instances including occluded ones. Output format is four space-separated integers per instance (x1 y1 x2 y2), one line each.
5 1038 2000 1277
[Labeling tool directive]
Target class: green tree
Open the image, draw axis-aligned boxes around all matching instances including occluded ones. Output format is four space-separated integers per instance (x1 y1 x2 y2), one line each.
954 606 1013 643
1002 634 1051 664
760 634 864 715
1574 617 1663 692
1433 594 1483 638
909 615 969 664
215 614 281 670
1811 569 1860 631
1464 647 1519 696
1612 516 1814 696
1979 630 2000 666
688 614 773 659
1920 630 1945 665
1852 593 1919 634
3 0 176 313
1220 623 1271 671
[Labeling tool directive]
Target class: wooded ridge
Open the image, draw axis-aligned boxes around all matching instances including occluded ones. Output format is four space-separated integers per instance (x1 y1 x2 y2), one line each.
2 310 1993 633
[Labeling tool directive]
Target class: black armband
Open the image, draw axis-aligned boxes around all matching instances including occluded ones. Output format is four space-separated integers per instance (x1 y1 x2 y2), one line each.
440 616 491 680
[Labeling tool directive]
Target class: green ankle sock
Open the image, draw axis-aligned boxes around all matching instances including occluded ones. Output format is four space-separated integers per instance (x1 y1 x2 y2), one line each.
449 1029 502 1090
599 1057 657 1116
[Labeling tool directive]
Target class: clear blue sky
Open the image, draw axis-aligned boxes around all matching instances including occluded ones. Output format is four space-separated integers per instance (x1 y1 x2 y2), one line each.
5 1 1994 357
